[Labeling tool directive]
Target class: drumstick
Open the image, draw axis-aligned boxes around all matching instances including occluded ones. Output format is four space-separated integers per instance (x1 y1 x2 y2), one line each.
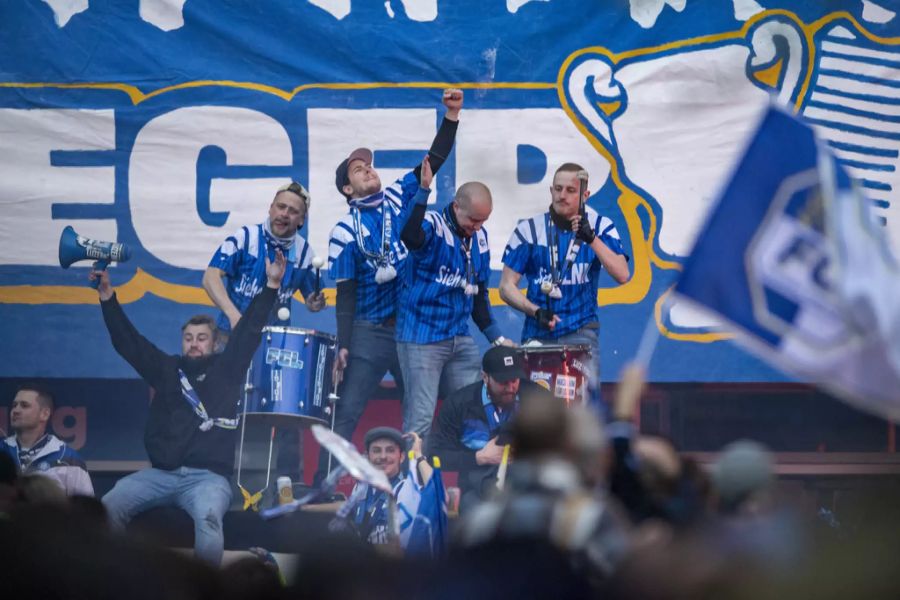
311 256 325 293
576 169 588 215
496 444 511 490
326 378 340 475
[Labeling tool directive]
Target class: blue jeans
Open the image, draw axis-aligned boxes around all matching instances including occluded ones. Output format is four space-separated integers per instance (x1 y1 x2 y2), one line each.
398 335 482 437
102 467 233 566
314 320 403 485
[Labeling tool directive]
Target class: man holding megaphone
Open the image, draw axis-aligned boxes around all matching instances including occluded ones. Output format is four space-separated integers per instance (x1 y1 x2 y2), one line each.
94 250 286 566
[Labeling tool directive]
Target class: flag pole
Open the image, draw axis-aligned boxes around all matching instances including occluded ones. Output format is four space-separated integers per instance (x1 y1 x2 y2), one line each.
614 294 668 423
635 293 667 370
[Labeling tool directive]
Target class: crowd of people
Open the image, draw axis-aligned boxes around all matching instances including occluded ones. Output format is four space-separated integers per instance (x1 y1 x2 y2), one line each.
4 370 900 598
5 87 900 597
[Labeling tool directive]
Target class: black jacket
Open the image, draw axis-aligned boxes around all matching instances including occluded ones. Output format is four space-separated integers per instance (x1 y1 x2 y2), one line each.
101 286 276 477
427 379 549 500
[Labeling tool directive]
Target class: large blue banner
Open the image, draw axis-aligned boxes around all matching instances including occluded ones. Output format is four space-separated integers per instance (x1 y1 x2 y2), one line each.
2 1 900 382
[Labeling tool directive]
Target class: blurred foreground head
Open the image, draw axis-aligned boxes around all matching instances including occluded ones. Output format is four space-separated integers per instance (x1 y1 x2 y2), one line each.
712 439 774 515
511 393 607 484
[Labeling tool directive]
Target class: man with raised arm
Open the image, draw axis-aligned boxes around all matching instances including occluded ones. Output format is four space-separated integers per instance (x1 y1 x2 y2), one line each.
95 251 285 566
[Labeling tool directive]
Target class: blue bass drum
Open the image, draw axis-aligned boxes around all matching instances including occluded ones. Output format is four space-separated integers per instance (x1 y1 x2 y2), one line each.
243 327 336 427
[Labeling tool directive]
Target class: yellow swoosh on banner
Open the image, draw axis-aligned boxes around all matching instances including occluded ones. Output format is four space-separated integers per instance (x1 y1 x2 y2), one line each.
0 268 337 306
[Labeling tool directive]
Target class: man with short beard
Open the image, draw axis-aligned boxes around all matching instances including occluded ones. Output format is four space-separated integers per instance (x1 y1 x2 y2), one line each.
203 181 325 338
94 251 285 566
499 163 630 347
427 346 549 513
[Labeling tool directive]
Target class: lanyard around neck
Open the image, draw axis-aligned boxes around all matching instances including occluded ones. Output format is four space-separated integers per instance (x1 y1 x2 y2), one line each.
481 384 517 436
547 212 583 287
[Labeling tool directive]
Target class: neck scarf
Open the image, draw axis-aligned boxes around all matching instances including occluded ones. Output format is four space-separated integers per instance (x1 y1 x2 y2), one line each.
350 192 396 284
443 205 478 296
262 218 295 250
16 433 51 469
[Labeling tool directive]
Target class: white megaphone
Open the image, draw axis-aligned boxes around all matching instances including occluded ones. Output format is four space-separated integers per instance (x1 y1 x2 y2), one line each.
58 225 132 288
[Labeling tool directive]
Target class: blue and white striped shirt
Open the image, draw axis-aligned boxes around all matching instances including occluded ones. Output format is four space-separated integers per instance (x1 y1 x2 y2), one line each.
208 223 317 333
397 207 494 344
328 172 419 323
502 207 627 341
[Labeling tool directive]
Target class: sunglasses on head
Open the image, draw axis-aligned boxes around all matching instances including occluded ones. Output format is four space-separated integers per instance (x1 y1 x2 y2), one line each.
277 181 311 207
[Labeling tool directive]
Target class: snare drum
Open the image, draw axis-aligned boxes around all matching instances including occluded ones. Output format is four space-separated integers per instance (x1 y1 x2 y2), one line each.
520 344 593 405
243 327 336 427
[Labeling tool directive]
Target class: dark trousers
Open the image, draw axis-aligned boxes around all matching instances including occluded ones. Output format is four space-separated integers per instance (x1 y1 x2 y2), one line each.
313 321 403 486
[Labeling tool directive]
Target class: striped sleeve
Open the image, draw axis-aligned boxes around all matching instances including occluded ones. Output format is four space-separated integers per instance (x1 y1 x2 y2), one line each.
329 218 358 280
502 218 532 274
208 226 249 275
292 237 317 297
416 211 441 256
384 171 420 211
597 214 628 259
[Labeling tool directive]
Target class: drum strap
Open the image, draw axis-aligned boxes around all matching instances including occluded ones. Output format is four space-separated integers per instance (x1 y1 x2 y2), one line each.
546 212 583 292
444 204 479 296
178 369 239 431
352 202 397 284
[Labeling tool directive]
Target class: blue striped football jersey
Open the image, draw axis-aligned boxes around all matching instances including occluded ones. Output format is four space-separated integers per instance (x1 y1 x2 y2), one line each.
502 206 627 341
396 207 493 344
328 171 419 323
208 223 317 333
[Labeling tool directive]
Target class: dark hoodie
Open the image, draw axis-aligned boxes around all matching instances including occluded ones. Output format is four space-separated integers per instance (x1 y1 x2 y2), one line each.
101 286 276 477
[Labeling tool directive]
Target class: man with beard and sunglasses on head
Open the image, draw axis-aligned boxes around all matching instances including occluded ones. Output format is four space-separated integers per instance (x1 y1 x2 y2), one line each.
203 181 325 341
203 181 326 486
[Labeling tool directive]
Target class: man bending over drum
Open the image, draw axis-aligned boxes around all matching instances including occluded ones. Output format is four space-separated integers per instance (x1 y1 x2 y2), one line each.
426 346 549 514
315 88 464 485
94 251 285 566
203 181 325 340
498 164 630 406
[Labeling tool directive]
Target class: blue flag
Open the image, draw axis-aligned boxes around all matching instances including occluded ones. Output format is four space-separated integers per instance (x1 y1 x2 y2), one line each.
396 459 448 558
676 105 900 420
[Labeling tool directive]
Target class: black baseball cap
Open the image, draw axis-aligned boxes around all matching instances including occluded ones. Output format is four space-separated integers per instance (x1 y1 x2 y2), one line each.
363 426 404 451
482 346 526 383
335 148 373 197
